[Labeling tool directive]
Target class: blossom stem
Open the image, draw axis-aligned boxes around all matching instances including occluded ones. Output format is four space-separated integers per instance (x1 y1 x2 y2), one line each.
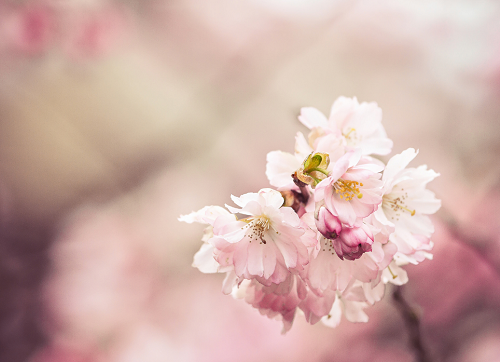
308 168 330 177
298 185 309 204
310 175 322 185
392 286 432 362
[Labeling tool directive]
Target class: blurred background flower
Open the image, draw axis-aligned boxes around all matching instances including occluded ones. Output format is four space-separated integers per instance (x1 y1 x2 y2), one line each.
0 0 500 361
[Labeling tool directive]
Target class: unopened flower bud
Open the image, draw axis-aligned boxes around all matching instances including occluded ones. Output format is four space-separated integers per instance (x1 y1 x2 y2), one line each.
315 207 341 240
292 152 330 188
334 225 374 261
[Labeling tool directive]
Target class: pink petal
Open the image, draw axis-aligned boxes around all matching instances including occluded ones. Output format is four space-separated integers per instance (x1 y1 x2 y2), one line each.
332 197 357 226
232 243 249 277
262 245 277 279
247 241 265 277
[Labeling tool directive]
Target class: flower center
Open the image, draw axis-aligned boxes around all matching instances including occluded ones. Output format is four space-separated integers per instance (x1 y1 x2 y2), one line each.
242 215 273 244
343 127 356 139
333 179 363 201
383 193 415 217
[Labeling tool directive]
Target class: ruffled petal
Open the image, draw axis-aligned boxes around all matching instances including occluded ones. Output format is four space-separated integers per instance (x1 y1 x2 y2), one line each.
192 242 219 273
298 107 329 129
266 151 300 190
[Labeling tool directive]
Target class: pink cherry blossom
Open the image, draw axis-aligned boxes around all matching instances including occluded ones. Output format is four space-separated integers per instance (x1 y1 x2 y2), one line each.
299 287 337 325
233 274 307 333
182 96 440 333
299 96 393 156
315 150 383 227
179 206 234 272
307 242 397 328
179 206 240 293
210 188 315 286
320 282 369 328
374 148 441 265
299 213 388 297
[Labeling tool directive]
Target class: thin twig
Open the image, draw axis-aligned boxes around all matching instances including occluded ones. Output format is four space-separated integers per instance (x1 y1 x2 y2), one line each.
392 286 432 362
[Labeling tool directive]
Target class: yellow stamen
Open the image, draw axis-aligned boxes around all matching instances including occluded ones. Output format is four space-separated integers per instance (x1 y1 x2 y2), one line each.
388 266 397 280
384 195 415 216
334 179 363 201
241 215 273 244
343 128 356 138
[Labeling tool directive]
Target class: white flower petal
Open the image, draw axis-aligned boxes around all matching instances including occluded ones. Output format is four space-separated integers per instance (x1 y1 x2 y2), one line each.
344 300 369 323
266 151 300 190
383 148 418 186
295 132 313 159
259 188 285 209
192 242 219 273
299 107 329 129
321 296 342 328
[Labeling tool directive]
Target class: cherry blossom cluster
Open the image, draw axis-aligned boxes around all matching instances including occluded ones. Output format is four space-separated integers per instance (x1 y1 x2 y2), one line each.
180 97 441 332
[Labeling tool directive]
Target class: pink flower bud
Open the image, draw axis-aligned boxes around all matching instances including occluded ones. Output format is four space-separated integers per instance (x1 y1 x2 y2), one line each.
315 207 342 240
334 224 374 261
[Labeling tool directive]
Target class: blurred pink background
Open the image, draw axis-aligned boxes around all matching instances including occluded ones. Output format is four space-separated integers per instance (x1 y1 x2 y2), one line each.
1 0 500 361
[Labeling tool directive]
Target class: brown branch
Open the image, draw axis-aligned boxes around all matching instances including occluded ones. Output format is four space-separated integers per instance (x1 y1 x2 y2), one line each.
392 286 433 362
